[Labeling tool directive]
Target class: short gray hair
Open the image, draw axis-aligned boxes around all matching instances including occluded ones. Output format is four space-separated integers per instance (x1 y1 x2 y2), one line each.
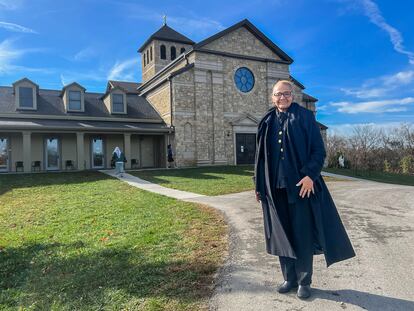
273 79 294 91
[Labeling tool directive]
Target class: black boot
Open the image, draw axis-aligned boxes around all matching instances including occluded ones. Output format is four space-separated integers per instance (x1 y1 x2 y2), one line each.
277 281 298 293
297 285 311 299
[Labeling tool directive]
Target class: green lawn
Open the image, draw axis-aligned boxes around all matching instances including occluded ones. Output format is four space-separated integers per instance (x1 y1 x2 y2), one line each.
323 167 414 186
130 165 255 196
131 165 342 196
0 172 227 311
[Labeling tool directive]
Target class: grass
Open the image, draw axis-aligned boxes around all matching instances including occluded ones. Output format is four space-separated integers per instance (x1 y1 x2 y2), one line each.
323 167 414 186
130 165 255 196
0 172 228 311
131 165 343 196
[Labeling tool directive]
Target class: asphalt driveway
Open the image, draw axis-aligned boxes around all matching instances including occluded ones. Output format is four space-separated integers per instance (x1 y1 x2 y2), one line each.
186 179 414 311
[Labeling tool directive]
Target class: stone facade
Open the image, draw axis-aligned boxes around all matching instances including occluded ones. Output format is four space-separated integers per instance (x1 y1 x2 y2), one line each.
140 20 323 167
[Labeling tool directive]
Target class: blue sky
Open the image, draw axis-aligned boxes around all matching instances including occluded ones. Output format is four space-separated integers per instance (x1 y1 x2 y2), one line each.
0 0 413 134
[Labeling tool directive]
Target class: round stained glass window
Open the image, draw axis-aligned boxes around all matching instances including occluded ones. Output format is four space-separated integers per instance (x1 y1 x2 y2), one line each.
234 67 255 93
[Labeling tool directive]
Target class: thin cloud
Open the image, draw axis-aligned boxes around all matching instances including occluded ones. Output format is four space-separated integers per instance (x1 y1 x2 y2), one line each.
330 97 414 114
327 121 410 136
358 0 414 64
0 21 37 33
107 58 138 81
73 46 96 61
0 38 51 75
120 3 224 37
0 0 24 10
340 70 414 99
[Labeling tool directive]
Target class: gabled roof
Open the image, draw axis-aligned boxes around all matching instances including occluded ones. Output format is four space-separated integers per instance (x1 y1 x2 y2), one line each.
138 24 195 52
107 81 141 94
290 76 305 89
317 121 328 130
0 86 163 121
193 19 293 64
101 85 127 100
12 77 39 92
61 82 86 97
230 113 258 125
303 92 318 102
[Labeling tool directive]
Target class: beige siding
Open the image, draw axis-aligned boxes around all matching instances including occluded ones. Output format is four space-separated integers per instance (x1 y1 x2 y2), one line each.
61 134 77 168
31 134 43 167
10 134 23 164
131 135 141 167
84 134 91 169
141 136 154 167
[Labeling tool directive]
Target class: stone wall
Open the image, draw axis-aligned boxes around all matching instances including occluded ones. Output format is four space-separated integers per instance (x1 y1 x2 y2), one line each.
142 40 193 83
203 26 282 60
145 82 171 126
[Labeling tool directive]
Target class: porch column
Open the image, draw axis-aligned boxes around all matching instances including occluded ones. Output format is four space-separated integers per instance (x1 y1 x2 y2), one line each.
22 131 31 173
124 133 131 169
76 132 85 170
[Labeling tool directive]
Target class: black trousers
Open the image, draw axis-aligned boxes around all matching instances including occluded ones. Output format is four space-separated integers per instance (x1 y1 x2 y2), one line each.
273 188 314 286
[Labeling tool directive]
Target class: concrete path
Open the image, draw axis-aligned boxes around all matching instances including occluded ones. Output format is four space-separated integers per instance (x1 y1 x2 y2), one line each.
101 170 414 311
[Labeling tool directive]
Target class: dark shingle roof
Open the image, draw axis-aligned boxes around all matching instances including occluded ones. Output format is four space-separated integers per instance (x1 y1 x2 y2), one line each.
303 93 318 102
138 24 194 52
317 121 328 130
0 118 171 132
0 86 162 121
107 81 141 94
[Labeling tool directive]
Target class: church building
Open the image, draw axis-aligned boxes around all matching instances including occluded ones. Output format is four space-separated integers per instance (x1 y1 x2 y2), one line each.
0 19 326 173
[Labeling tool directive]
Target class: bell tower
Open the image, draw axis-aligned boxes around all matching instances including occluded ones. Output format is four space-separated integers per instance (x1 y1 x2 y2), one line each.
138 17 195 83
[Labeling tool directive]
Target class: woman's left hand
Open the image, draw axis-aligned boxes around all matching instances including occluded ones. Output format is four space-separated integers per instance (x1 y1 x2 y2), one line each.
296 176 314 198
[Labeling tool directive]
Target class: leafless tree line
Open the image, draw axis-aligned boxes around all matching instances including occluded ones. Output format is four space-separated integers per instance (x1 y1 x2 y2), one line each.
326 123 414 175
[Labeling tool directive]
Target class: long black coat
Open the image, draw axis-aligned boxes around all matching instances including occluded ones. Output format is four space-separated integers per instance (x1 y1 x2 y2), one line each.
254 103 355 267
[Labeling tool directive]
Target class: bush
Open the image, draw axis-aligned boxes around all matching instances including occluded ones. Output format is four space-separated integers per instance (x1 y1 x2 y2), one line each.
384 159 391 172
400 155 414 174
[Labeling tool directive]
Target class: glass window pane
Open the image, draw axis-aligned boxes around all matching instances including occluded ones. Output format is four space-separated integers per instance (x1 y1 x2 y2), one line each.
112 94 124 112
69 90 81 100
19 87 33 107
68 91 81 110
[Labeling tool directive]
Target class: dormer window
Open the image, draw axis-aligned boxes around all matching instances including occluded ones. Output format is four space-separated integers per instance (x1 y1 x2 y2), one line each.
13 78 38 110
61 82 85 112
19 87 34 108
112 94 125 113
68 91 81 110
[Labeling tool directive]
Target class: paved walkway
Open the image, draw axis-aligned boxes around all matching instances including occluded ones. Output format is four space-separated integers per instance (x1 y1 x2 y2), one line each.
101 170 414 311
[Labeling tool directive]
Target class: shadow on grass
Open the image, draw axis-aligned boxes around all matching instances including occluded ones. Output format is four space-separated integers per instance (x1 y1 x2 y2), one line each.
0 242 217 309
132 165 254 185
0 171 114 197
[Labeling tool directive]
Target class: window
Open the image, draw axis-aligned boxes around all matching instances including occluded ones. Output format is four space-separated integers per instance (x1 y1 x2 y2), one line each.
19 87 34 108
112 94 124 113
234 67 255 93
68 90 81 110
180 47 185 54
143 52 146 66
150 46 153 61
160 45 166 59
170 46 176 60
146 49 149 64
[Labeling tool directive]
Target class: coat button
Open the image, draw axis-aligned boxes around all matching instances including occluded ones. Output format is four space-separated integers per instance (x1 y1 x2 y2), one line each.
279 131 282 135
278 139 282 143
280 148 283 152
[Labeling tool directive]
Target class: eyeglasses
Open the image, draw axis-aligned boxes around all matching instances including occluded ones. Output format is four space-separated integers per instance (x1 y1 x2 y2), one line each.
273 91 292 98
